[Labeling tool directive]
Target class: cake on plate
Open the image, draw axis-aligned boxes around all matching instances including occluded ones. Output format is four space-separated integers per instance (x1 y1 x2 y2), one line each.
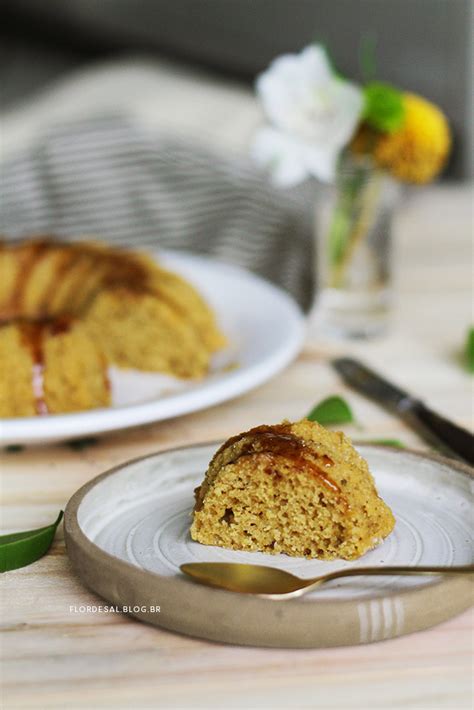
191 419 395 560
0 238 226 417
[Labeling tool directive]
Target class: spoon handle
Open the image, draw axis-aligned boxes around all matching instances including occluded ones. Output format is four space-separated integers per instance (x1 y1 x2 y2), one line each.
305 564 474 590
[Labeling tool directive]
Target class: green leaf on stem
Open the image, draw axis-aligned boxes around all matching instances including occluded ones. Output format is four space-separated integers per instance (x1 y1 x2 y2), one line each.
0 511 63 573
307 396 354 426
465 327 474 373
363 82 405 133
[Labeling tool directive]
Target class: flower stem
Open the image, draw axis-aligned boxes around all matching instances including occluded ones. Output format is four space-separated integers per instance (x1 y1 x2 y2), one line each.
328 166 382 289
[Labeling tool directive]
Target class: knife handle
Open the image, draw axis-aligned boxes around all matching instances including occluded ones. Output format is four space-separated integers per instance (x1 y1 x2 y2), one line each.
409 402 474 466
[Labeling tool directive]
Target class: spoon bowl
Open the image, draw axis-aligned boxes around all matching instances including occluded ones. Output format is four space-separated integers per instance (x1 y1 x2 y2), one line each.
181 562 304 596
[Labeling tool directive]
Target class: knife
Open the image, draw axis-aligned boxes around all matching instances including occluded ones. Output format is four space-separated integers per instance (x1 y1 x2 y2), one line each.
332 357 474 466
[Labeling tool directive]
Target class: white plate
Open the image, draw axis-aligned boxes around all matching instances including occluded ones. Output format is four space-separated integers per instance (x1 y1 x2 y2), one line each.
0 251 305 445
65 444 473 647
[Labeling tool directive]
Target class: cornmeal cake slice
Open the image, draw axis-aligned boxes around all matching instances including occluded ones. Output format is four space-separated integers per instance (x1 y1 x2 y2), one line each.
191 419 395 560
0 318 110 417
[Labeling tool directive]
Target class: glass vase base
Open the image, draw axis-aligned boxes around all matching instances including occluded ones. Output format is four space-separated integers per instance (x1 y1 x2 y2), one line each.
315 288 391 340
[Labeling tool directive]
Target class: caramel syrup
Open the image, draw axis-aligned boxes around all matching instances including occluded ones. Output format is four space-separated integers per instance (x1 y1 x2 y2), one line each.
1 238 152 322
0 238 206 349
6 239 51 319
195 424 347 511
19 317 73 415
223 427 342 496
35 247 76 315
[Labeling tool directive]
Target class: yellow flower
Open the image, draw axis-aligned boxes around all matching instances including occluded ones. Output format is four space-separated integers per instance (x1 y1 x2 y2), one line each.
352 93 451 184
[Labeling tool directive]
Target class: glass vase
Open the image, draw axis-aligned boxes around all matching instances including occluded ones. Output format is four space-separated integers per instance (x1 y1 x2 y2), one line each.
315 155 398 338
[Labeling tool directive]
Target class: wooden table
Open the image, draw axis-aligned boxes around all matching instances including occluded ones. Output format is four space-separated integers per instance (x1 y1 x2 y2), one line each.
1 184 473 709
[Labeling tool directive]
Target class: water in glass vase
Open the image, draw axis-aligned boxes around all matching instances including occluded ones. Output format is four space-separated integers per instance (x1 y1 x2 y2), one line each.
315 156 397 338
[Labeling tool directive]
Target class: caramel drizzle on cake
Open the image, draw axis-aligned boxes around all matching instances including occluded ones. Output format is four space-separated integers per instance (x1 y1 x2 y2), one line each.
35 246 77 315
6 239 51 319
18 318 73 415
0 238 151 322
195 424 348 512
0 238 193 324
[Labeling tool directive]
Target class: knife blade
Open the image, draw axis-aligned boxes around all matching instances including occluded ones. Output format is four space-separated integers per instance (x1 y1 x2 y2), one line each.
332 357 474 466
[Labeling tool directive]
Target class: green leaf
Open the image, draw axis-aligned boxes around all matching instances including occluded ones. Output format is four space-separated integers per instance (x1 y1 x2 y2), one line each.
363 438 406 448
465 327 474 373
307 396 354 426
363 81 405 133
0 511 63 573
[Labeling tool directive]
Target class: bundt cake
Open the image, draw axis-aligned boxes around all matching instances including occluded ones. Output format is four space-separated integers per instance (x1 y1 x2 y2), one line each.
0 318 110 417
0 238 226 417
191 419 395 560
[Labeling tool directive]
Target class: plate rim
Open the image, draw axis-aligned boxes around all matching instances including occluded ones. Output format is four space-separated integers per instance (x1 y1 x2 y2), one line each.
0 250 306 445
64 442 473 648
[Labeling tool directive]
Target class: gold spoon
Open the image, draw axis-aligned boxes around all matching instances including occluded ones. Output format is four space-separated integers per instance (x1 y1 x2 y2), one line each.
180 562 474 599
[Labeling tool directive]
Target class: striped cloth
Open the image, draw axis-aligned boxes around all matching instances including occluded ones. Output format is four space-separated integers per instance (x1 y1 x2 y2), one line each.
0 115 314 311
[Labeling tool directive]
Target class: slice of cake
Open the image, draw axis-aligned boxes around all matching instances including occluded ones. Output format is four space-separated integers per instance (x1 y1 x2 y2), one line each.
191 419 395 560
0 318 110 417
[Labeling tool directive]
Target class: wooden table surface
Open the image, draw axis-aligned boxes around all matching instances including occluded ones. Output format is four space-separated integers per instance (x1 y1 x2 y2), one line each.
1 184 473 709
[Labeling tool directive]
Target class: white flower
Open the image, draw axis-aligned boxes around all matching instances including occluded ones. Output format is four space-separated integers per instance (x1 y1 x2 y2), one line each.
253 45 364 186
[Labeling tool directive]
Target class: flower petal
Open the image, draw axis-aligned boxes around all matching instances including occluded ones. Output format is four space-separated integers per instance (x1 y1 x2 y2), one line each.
304 144 339 183
256 45 333 131
323 79 365 148
252 128 310 187
298 45 333 85
254 43 364 174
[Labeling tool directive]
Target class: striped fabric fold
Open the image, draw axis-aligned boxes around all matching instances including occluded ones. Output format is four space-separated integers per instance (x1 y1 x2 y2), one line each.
0 115 315 311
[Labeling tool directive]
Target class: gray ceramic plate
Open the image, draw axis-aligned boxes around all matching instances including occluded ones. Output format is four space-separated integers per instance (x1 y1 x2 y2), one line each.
64 443 473 648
